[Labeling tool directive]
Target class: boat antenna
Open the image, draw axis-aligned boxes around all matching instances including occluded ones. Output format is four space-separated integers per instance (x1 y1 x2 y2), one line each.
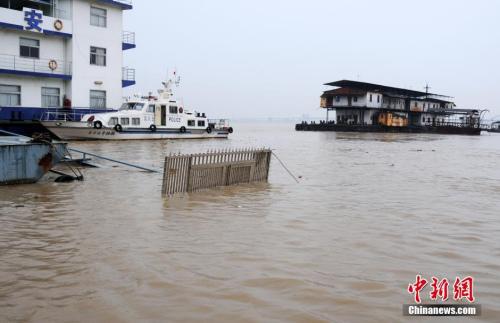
174 68 181 87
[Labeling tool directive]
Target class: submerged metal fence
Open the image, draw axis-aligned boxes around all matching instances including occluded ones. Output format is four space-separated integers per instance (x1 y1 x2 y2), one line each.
162 148 271 196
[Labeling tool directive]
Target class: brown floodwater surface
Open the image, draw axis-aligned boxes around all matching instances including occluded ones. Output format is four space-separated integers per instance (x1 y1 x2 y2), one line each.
1 122 500 322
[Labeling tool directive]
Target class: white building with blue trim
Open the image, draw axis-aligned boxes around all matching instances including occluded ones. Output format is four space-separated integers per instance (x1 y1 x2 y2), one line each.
0 0 135 122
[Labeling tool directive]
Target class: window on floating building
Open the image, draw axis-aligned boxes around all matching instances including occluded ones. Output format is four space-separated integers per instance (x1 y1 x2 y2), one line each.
414 101 417 108
90 47 106 66
335 96 340 102
89 90 106 108
188 120 195 126
377 95 380 103
169 106 178 114
369 94 373 102
109 117 118 126
0 85 21 106
120 118 130 125
90 6 107 27
353 96 358 102
198 120 205 127
132 118 140 126
20 38 40 59
147 105 155 113
41 87 60 107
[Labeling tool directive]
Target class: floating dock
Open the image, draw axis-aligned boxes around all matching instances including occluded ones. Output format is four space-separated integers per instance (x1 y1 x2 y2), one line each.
0 131 67 185
295 123 482 135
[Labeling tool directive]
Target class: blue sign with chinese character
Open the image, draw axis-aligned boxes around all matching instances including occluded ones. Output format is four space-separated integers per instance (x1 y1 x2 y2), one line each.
23 7 44 33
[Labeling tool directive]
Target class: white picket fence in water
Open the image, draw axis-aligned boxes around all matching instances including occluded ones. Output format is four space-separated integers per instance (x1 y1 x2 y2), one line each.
162 148 272 196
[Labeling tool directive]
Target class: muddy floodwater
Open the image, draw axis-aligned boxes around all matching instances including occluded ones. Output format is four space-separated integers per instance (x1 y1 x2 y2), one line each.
1 122 500 322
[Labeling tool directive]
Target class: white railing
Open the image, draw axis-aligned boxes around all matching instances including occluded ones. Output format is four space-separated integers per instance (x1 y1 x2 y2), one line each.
122 31 135 44
208 119 230 129
122 67 135 81
54 8 71 20
41 111 87 122
0 54 72 76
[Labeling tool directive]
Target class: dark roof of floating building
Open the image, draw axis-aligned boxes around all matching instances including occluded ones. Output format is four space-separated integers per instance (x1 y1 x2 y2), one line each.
324 80 453 100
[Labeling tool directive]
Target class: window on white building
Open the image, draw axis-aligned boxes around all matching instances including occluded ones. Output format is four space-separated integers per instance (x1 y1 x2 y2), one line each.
377 95 380 103
90 47 106 66
198 120 205 127
147 105 155 113
335 96 340 102
41 87 60 107
90 90 106 108
120 118 130 125
369 94 373 102
90 6 107 27
353 96 358 102
169 106 178 114
0 85 21 106
132 118 140 125
188 120 195 126
20 38 40 59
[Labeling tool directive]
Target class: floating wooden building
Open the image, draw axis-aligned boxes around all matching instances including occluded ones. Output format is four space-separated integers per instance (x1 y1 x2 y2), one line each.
296 80 486 135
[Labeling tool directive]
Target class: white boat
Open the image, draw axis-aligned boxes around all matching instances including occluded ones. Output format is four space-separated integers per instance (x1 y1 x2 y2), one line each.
41 77 233 140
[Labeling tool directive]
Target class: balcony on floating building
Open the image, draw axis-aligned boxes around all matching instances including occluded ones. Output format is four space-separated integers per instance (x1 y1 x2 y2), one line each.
0 53 72 80
122 67 135 87
122 31 136 50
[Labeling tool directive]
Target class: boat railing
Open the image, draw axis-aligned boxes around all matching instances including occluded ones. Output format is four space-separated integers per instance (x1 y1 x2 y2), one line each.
41 111 87 122
422 121 481 128
208 118 230 129
39 108 117 122
42 109 101 122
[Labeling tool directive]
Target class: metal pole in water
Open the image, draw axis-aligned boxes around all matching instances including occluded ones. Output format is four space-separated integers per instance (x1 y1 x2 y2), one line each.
68 148 159 173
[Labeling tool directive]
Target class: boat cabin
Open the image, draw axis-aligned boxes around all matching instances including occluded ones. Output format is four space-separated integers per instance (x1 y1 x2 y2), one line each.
105 98 209 131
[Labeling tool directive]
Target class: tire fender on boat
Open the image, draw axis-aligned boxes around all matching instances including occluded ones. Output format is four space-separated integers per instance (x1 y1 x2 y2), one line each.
180 126 186 133
114 124 123 132
150 124 157 132
206 127 212 134
94 121 102 129
227 127 233 134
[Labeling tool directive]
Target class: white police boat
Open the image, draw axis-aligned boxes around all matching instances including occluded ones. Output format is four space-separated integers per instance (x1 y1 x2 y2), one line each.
41 79 233 141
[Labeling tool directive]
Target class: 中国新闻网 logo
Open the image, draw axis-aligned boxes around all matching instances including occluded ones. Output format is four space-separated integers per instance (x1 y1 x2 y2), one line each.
403 275 480 317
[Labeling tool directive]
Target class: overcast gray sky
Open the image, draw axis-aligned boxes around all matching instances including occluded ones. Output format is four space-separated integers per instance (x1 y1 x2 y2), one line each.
123 0 500 119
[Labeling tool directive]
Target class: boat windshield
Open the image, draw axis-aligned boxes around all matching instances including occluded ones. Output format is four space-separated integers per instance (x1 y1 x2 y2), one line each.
120 102 145 111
